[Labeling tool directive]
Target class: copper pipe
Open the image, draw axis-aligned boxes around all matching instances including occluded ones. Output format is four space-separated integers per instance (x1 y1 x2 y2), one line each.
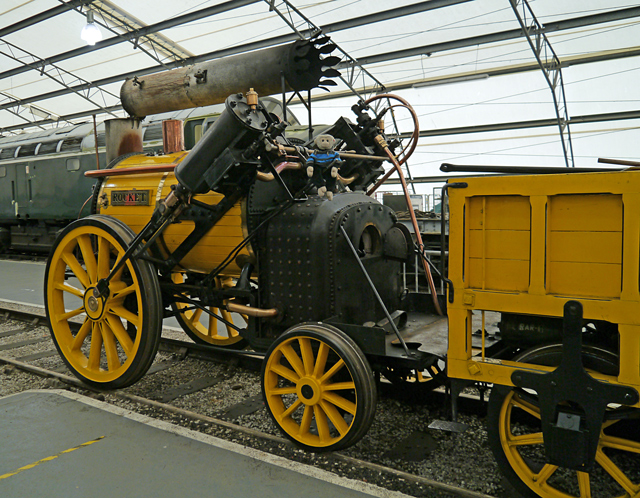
363 94 420 167
227 302 278 318
280 145 387 162
337 173 358 185
375 135 443 316
85 163 177 178
598 157 640 167
364 94 420 196
256 161 303 181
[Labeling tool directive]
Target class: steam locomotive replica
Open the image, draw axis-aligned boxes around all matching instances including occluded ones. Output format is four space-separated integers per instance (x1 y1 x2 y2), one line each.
41 38 640 498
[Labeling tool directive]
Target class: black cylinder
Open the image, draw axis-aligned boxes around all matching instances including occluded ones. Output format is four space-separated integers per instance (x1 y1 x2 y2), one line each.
174 93 267 194
121 39 340 117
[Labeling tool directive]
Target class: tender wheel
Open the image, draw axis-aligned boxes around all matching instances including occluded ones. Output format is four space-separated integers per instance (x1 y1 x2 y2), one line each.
487 344 640 498
261 323 377 452
45 215 162 389
171 273 248 348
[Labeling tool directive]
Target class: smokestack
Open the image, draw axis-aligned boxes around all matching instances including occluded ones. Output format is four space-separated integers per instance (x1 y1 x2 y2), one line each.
120 37 340 118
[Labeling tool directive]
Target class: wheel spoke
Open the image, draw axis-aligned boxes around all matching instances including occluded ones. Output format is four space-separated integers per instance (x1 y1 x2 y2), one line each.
189 308 203 324
54 282 84 298
323 381 355 391
577 471 592 498
77 234 97 283
96 236 111 280
298 337 314 375
270 363 300 383
595 446 640 495
108 304 140 328
298 405 313 436
322 391 356 415
111 284 136 302
71 320 92 351
313 404 331 443
319 358 345 384
534 463 558 486
105 312 134 355
507 432 544 447
207 309 219 338
58 306 85 322
269 386 297 396
512 393 542 420
280 398 302 421
320 399 349 436
100 322 121 371
87 323 103 371
281 343 305 378
600 434 640 455
62 251 90 289
313 342 329 378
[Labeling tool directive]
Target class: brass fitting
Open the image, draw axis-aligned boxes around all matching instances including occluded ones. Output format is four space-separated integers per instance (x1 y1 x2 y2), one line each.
373 134 388 149
246 88 258 110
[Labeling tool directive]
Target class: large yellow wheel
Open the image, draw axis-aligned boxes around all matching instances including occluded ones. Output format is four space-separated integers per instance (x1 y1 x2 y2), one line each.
261 323 377 452
45 215 162 389
488 344 640 498
171 273 248 348
380 359 446 393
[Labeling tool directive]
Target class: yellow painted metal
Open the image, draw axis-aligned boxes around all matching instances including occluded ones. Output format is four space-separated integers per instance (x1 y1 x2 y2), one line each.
96 152 250 276
263 334 358 448
47 224 146 383
447 171 640 398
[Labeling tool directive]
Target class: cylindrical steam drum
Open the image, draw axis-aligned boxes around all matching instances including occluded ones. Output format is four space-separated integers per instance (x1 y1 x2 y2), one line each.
94 152 251 276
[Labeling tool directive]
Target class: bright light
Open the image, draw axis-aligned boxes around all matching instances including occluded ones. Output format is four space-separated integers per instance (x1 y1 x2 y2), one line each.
81 11 102 46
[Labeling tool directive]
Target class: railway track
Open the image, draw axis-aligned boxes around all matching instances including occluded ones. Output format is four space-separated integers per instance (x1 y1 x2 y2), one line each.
0 302 506 498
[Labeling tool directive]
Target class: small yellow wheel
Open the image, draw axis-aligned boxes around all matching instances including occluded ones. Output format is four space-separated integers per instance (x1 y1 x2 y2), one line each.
45 215 162 389
488 344 639 498
261 323 377 452
171 273 248 348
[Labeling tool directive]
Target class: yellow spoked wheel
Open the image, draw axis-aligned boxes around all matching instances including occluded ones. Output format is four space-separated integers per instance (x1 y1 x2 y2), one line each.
45 215 162 389
380 358 446 393
261 323 377 452
487 345 640 498
171 273 248 348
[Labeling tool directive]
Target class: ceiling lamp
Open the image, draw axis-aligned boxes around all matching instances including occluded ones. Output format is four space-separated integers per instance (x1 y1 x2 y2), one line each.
80 11 102 46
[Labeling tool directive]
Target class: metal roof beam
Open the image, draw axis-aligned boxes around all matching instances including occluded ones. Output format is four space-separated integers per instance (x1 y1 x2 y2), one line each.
0 0 262 81
0 0 473 111
0 0 94 38
304 45 640 104
2 3 639 127
348 5 640 67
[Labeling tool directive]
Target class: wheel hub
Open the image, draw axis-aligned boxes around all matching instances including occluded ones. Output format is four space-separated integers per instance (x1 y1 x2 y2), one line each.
297 377 322 405
84 287 106 320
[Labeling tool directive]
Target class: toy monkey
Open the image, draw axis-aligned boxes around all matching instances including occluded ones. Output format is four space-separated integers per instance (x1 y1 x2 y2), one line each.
306 134 342 200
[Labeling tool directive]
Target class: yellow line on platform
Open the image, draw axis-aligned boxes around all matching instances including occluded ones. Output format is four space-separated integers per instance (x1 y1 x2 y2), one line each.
0 436 105 480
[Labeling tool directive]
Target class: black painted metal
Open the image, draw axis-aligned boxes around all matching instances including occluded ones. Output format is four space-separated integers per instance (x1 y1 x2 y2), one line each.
511 301 639 471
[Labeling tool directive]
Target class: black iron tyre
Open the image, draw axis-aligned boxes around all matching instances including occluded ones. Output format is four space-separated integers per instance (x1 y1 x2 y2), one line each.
487 344 640 498
261 322 377 452
45 215 162 389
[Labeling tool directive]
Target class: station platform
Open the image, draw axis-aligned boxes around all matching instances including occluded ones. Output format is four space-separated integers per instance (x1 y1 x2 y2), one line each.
0 390 409 498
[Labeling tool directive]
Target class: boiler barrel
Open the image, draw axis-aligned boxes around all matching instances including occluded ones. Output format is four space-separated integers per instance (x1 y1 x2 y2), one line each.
121 39 338 117
94 152 251 276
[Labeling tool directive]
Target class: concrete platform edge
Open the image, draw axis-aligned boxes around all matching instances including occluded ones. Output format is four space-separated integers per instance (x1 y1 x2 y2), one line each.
2 389 411 498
